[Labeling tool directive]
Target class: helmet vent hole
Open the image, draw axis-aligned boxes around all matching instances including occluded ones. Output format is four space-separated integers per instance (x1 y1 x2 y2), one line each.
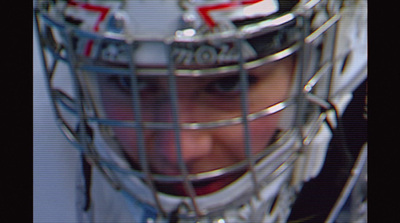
268 194 279 214
340 52 351 74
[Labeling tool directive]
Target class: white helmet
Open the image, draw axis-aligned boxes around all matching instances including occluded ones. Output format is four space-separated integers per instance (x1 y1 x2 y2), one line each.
34 0 367 222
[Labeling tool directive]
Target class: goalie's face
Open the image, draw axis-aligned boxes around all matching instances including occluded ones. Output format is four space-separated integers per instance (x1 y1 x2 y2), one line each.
96 56 295 195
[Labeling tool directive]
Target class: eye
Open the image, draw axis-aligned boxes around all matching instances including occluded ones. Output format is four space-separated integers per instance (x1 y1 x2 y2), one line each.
111 75 155 94
207 75 259 95
116 76 130 92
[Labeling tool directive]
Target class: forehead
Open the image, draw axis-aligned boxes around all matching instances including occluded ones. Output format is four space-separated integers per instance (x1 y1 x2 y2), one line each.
98 54 294 82
94 56 293 89
139 54 295 77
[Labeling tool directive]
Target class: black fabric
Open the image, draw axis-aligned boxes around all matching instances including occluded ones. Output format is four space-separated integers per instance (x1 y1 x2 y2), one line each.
288 80 367 222
81 154 92 212
77 123 94 212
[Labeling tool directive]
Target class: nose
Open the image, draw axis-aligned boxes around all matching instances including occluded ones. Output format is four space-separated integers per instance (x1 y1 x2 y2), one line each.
153 125 213 173
178 129 213 163
152 128 212 174
151 92 213 169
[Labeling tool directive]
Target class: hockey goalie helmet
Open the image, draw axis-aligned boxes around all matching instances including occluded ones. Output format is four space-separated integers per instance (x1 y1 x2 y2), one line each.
35 0 366 222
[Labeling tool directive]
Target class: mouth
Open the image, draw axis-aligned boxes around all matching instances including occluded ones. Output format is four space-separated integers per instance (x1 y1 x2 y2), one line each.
154 169 246 196
123 154 246 196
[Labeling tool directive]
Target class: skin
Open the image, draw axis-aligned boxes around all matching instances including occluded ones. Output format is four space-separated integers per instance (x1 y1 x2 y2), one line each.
95 56 295 195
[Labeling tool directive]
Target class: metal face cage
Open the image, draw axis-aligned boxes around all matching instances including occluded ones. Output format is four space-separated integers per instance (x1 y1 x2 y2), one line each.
34 0 358 221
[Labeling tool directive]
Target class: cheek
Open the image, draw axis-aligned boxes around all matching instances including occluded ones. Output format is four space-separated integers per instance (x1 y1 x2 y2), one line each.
214 112 281 159
104 104 134 121
100 93 141 163
112 127 138 159
249 113 281 154
100 85 133 120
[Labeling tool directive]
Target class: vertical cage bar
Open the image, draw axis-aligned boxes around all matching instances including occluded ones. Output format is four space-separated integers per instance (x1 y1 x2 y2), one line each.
126 41 166 217
165 42 202 218
294 14 313 137
62 27 93 153
236 37 259 197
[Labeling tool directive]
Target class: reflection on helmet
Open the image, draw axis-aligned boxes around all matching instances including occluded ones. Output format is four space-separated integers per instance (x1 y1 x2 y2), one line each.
34 0 367 222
